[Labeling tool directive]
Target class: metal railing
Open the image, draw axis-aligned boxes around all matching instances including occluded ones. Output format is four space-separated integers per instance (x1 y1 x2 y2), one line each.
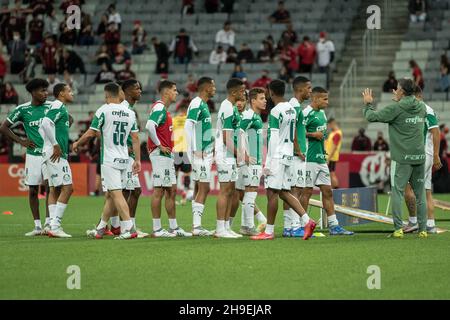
362 28 379 75
339 58 357 118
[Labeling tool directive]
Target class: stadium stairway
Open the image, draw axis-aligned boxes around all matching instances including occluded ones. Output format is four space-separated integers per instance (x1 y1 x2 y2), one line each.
328 0 410 150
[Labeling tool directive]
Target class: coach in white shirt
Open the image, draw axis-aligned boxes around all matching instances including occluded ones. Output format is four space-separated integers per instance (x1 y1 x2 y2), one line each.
215 21 235 50
209 46 227 65
316 31 335 72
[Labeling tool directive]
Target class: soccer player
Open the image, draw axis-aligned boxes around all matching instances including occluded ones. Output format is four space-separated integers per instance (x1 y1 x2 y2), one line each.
74 83 141 240
300 87 353 236
403 86 442 234
39 83 74 238
283 76 311 238
184 77 216 236
325 118 343 189
215 78 246 238
236 87 268 235
146 80 192 237
173 104 193 206
362 79 428 238
252 80 316 240
0 78 52 236
120 79 148 238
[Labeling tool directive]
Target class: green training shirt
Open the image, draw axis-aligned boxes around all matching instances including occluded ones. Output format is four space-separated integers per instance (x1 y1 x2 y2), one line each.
305 108 328 164
6 101 51 156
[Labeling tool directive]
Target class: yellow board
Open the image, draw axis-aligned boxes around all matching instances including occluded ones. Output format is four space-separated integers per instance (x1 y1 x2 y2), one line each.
309 199 448 234
434 199 450 211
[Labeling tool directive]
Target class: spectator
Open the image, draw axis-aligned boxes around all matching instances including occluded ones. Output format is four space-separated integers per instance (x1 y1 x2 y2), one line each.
279 41 297 75
151 36 169 74
8 31 28 75
63 70 79 95
28 12 44 45
94 63 116 84
176 91 192 113
104 22 121 53
221 0 235 13
116 60 136 81
351 128 372 151
78 12 94 46
181 0 195 15
237 42 254 63
440 54 449 93
231 64 247 81
47 74 61 97
30 0 53 15
209 45 227 65
409 0 427 23
184 74 198 96
297 36 316 73
169 28 199 65
226 46 239 64
43 9 59 38
205 0 219 13
0 54 6 82
278 65 291 83
252 69 272 88
439 63 449 93
257 40 274 62
60 0 82 13
107 4 121 30
59 14 78 45
59 48 86 74
113 43 131 65
280 23 297 45
409 59 424 90
132 20 147 54
269 1 291 24
96 44 112 66
8 6 27 39
383 71 398 92
373 131 389 151
96 14 109 37
0 82 19 105
317 31 335 73
215 21 235 50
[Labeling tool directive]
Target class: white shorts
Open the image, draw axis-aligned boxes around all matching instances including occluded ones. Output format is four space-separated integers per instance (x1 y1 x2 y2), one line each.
192 152 213 183
264 159 293 191
241 164 263 188
217 162 238 183
25 154 45 186
101 164 127 192
305 162 331 188
124 158 141 190
291 157 306 188
425 154 432 190
150 152 176 188
45 158 73 187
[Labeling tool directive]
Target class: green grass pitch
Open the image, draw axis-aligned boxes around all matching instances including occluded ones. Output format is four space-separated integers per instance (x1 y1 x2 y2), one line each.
1 194 450 300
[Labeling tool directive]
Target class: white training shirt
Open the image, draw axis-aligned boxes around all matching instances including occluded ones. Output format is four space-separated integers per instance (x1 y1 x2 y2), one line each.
215 99 235 165
267 102 297 160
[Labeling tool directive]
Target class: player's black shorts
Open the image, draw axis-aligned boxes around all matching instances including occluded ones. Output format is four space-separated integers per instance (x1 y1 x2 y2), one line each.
174 152 192 173
328 161 337 172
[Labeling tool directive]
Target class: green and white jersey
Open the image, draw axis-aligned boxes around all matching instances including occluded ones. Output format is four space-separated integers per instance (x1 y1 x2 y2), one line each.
122 100 137 160
6 101 51 155
240 108 263 165
186 97 214 152
90 103 139 169
215 99 240 164
42 100 70 159
267 102 297 159
424 103 439 157
305 108 328 164
289 97 307 154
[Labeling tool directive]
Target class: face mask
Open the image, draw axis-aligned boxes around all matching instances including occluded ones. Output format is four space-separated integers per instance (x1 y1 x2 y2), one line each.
13 35 20 40
320 38 325 42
